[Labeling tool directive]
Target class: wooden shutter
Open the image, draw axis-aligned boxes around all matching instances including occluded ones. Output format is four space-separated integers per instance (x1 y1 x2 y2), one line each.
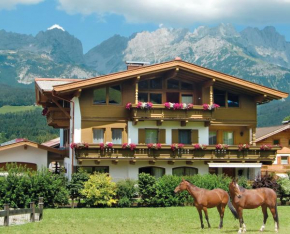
172 129 179 143
138 129 145 144
159 129 166 143
191 130 199 144
277 156 281 165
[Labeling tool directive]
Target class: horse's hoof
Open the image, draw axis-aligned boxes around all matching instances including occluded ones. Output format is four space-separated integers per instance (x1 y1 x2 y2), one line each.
275 229 278 233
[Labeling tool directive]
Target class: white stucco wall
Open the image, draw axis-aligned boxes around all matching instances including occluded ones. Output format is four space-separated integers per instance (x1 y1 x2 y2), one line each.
0 146 48 170
80 160 209 181
127 121 209 145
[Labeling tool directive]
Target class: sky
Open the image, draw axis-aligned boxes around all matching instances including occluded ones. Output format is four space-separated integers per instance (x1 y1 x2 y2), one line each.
0 0 290 53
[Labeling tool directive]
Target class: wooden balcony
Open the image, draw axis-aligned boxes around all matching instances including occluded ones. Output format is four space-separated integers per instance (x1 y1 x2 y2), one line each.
46 107 70 128
129 104 213 124
75 145 279 164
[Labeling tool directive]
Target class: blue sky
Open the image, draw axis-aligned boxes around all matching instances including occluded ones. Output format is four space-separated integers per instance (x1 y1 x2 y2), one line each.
0 0 290 53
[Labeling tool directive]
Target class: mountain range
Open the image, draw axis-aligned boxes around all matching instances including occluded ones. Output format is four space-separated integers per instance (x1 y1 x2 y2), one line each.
0 23 289 126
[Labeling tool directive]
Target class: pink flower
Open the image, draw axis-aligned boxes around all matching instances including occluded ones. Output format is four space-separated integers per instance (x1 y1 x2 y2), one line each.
100 143 105 150
238 144 249 151
130 143 136 151
126 103 132 110
178 143 184 149
216 144 228 150
203 104 209 110
70 143 77 149
107 142 113 148
173 103 181 110
260 144 272 151
122 143 128 149
147 143 153 149
164 102 171 109
187 103 194 109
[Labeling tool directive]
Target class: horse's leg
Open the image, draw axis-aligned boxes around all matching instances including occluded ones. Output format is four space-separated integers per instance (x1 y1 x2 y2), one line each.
203 207 211 228
217 204 224 229
237 208 245 233
269 206 279 232
259 205 268 232
197 207 204 229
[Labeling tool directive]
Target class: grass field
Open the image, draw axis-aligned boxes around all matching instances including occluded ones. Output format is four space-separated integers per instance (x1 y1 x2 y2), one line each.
0 105 39 114
0 206 289 234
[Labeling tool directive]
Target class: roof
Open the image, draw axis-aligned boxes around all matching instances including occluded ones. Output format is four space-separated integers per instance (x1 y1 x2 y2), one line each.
0 139 65 155
50 59 288 99
0 138 26 147
41 137 60 148
35 78 82 92
256 124 290 142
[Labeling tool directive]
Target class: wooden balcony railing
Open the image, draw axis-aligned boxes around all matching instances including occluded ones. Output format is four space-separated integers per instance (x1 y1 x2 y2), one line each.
129 104 213 122
75 144 279 163
46 107 70 128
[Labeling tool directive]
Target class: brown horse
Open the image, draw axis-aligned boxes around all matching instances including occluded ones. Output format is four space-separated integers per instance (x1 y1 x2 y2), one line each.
229 180 279 233
174 179 238 229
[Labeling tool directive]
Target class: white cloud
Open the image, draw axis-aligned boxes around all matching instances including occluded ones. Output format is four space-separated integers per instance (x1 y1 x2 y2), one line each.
57 0 290 25
0 0 43 10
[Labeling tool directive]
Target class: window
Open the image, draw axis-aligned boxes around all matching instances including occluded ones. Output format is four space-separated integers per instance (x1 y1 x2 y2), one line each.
167 79 179 89
228 93 239 107
150 78 162 89
223 131 234 145
172 167 198 176
209 131 217 145
139 167 165 178
77 166 109 174
145 129 158 144
179 130 191 144
181 82 193 90
214 89 226 107
139 80 149 90
93 87 106 104
112 129 122 144
93 85 122 105
93 129 104 143
281 156 288 165
138 93 148 102
150 93 162 104
273 139 280 145
181 94 193 104
109 85 121 104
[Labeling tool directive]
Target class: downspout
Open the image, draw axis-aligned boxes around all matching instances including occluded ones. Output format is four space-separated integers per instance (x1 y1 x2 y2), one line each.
52 91 75 176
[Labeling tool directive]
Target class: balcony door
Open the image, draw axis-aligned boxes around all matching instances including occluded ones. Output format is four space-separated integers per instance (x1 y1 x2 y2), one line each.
166 92 179 103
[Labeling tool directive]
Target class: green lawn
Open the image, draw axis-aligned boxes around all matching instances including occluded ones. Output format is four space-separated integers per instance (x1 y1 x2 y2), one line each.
0 106 39 114
1 206 289 234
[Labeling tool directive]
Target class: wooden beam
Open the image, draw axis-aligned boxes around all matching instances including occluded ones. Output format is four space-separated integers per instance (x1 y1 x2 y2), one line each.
202 79 215 89
129 160 136 165
168 160 175 165
74 89 82 98
164 68 179 80
52 99 71 119
112 160 118 165
204 121 211 127
133 120 138 125
24 144 28 150
186 160 194 165
94 160 100 165
78 159 82 165
149 160 156 165
157 120 163 126
181 120 188 127
254 95 265 103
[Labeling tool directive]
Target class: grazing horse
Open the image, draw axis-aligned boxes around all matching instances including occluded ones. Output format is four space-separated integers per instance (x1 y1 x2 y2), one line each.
174 179 238 229
229 180 279 233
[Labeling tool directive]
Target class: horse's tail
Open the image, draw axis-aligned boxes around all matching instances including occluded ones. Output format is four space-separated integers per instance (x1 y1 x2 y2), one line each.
227 193 239 219
275 202 279 229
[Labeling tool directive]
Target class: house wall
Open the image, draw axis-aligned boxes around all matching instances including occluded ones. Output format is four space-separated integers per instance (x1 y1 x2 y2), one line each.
79 160 209 181
209 126 250 144
128 121 209 145
0 146 47 170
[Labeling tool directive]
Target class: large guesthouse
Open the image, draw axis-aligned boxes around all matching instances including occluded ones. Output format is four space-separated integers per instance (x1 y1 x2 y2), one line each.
35 58 288 180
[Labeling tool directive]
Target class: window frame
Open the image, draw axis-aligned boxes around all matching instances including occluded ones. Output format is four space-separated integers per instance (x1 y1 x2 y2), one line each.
139 166 165 178
223 131 234 145
178 129 191 144
111 128 123 144
273 139 280 145
92 128 105 144
145 128 159 144
93 85 122 106
172 167 198 176
77 166 109 174
209 131 217 145
281 156 288 165
214 89 240 108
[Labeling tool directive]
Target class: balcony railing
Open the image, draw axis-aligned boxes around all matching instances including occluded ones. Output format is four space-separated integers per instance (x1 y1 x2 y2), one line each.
129 104 213 122
74 144 279 163
46 107 70 128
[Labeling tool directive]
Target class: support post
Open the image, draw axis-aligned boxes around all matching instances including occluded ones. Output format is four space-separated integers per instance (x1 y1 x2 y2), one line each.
209 85 213 105
4 204 9 226
135 76 140 104
252 128 256 146
38 197 44 221
30 202 35 222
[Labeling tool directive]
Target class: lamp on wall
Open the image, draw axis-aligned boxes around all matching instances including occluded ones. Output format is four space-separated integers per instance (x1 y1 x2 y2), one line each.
240 131 244 137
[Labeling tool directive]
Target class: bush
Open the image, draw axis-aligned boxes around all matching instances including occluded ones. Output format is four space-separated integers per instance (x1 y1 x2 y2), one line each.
81 173 117 207
252 174 279 191
138 173 157 206
116 179 138 207
0 164 69 208
277 177 290 205
67 169 89 206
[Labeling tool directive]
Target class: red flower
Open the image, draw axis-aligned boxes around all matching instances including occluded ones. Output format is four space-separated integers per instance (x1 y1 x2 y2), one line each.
126 103 132 110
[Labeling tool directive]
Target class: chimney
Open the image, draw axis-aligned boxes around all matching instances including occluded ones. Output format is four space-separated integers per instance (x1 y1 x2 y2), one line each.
126 61 150 70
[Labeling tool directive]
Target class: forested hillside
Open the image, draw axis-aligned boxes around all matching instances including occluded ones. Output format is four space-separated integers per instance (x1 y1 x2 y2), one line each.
0 85 35 107
0 109 58 143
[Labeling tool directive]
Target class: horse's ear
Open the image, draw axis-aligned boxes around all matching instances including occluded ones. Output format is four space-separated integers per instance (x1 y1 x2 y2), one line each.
232 177 235 183
182 178 185 182
235 178 239 183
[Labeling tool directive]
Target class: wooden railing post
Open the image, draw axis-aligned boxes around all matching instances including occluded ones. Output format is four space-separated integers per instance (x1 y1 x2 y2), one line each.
4 204 9 226
30 202 35 222
38 197 44 221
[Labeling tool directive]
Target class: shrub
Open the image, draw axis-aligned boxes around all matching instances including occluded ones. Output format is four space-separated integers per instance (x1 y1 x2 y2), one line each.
67 169 89 206
277 177 290 205
81 173 117 207
252 174 279 191
138 173 157 206
116 179 138 207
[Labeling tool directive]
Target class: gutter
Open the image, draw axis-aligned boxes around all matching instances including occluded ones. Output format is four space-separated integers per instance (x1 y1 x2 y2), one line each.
52 91 75 177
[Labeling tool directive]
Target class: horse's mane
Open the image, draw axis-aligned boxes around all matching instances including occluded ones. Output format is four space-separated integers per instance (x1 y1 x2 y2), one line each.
238 185 246 192
185 180 195 186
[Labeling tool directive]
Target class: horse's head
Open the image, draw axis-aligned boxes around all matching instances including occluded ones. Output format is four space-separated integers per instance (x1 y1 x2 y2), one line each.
229 179 242 198
174 178 188 193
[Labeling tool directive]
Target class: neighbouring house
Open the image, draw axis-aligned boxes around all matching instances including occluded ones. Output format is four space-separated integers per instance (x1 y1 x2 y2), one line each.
256 123 290 177
0 138 65 171
35 58 288 180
